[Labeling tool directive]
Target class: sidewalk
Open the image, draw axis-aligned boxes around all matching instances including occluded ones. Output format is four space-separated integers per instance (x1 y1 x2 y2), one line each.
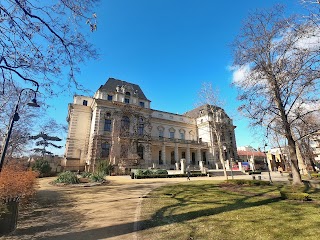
0 172 289 240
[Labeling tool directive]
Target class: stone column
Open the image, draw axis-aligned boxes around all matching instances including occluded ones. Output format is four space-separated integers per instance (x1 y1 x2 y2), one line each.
196 148 201 164
161 144 166 165
180 159 186 174
174 143 179 163
186 144 191 165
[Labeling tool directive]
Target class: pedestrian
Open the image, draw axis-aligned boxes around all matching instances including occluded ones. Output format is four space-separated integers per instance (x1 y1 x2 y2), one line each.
187 165 191 180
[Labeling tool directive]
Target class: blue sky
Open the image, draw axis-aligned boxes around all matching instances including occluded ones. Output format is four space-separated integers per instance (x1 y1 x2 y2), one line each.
47 0 302 155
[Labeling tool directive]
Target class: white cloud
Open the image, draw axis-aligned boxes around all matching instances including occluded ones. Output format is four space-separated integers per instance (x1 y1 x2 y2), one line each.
228 64 251 85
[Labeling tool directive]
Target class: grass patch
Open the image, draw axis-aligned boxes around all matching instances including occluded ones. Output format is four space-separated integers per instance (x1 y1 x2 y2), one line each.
137 181 320 240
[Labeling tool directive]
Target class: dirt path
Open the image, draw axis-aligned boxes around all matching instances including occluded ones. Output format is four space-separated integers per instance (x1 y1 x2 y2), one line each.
1 173 286 240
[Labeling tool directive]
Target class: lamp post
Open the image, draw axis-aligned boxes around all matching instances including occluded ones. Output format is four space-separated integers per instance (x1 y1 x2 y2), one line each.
0 88 40 172
264 143 272 183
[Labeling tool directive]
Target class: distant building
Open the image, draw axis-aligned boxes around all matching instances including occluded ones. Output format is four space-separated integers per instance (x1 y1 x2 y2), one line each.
63 78 238 173
237 146 266 170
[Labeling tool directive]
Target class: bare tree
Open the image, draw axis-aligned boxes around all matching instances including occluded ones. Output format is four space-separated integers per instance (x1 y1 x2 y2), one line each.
231 5 320 185
198 82 229 180
0 0 98 94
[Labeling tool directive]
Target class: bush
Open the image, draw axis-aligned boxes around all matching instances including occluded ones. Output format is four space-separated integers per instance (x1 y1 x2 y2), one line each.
310 173 320 179
89 172 106 182
55 171 79 184
97 161 114 175
0 163 37 203
81 172 92 178
32 159 52 177
153 169 168 175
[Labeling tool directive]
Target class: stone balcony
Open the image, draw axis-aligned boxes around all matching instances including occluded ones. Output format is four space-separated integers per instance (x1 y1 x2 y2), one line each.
151 136 208 147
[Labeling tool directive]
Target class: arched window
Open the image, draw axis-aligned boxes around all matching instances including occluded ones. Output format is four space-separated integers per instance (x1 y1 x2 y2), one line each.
137 144 144 159
101 142 111 158
125 91 131 96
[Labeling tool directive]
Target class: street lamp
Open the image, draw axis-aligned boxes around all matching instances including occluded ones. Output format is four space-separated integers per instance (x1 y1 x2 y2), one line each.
0 88 40 172
263 143 272 183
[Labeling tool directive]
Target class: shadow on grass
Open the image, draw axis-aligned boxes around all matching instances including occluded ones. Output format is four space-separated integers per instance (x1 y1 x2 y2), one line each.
35 184 284 240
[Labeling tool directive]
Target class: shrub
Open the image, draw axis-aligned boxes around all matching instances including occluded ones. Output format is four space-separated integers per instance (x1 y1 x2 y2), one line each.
55 171 79 184
32 159 52 177
81 172 92 178
97 161 114 175
0 163 37 203
90 172 106 182
310 173 320 179
153 169 168 175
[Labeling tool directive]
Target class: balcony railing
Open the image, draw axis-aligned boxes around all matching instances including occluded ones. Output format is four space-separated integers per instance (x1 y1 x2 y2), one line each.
151 136 208 146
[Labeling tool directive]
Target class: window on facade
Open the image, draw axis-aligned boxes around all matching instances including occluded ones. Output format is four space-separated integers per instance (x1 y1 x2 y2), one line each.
125 91 131 96
180 132 185 140
101 142 110 158
182 152 186 159
138 118 144 135
107 95 113 101
159 150 163 165
159 130 164 138
139 101 145 107
121 116 130 135
169 131 174 139
83 100 88 106
137 145 144 159
104 119 112 132
124 98 130 104
171 151 175 165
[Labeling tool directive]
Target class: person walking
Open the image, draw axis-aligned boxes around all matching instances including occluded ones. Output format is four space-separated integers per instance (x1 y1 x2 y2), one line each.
186 165 191 180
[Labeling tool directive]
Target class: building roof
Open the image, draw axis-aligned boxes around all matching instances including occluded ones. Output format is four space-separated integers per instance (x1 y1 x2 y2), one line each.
237 150 266 157
184 104 224 118
99 78 149 101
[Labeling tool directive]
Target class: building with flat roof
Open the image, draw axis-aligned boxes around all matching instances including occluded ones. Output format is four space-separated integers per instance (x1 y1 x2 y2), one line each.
63 78 238 173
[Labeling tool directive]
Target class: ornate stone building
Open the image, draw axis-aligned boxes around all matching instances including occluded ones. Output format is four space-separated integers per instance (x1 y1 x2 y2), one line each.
62 78 238 173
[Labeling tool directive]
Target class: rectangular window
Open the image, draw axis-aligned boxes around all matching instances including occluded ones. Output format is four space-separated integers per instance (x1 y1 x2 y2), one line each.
180 132 185 140
170 132 174 139
83 100 88 106
124 98 130 104
107 95 113 101
101 143 110 158
138 124 144 135
159 131 164 138
139 101 145 107
104 119 112 132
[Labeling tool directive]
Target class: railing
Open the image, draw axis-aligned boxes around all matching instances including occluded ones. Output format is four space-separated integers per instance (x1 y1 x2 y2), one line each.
151 136 208 146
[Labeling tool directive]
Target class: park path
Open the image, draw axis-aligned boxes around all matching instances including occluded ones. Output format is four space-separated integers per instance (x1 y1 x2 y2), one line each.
0 172 287 240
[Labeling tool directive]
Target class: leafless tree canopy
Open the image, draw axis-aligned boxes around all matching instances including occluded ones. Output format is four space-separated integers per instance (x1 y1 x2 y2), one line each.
0 0 98 94
231 5 320 184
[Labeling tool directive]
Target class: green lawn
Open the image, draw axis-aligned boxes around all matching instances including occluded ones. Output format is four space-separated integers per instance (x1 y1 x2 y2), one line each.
137 181 320 240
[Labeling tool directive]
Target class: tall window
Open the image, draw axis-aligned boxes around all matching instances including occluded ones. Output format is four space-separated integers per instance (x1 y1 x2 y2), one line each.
159 150 163 165
137 145 144 159
203 152 207 165
139 101 145 107
107 95 113 101
180 132 185 140
124 98 130 104
169 131 174 139
171 151 175 165
138 117 144 135
182 152 186 159
101 142 110 158
83 100 88 106
159 130 164 138
104 119 112 132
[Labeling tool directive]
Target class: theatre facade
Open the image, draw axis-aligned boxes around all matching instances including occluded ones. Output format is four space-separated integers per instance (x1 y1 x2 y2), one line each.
63 78 238 173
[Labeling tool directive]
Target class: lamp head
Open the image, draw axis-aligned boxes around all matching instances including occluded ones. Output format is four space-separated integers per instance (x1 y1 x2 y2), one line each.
27 98 40 108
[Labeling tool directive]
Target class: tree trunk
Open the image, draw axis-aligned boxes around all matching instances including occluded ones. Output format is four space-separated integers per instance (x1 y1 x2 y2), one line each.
295 142 307 175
